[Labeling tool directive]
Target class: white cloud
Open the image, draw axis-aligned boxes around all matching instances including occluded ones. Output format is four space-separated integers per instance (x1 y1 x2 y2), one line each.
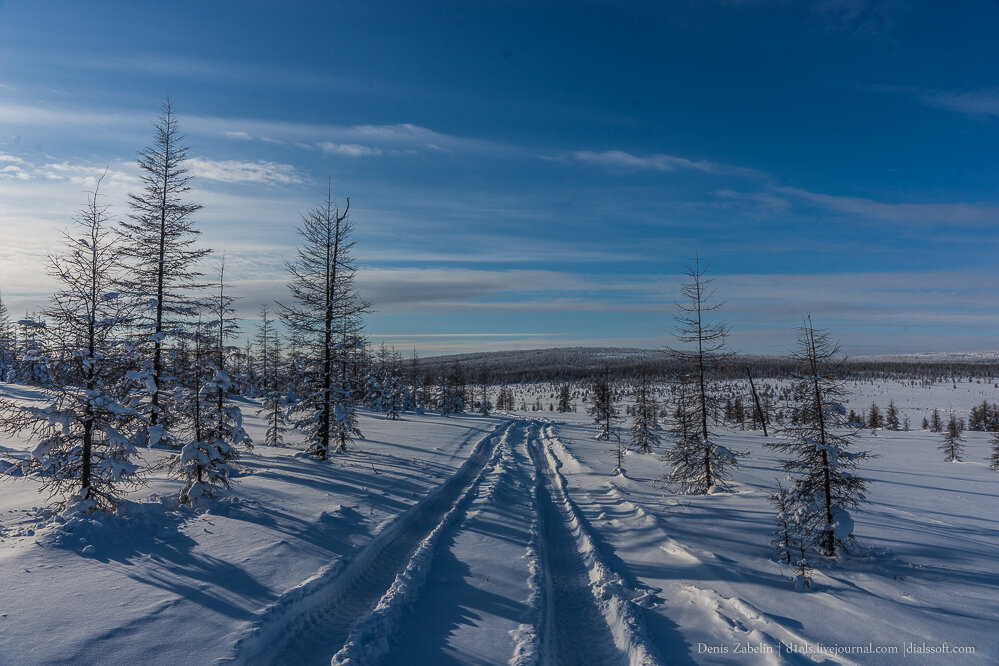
186 158 307 185
317 142 382 157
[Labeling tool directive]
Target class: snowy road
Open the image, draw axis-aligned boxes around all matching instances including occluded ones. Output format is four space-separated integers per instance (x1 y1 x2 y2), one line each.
230 419 659 665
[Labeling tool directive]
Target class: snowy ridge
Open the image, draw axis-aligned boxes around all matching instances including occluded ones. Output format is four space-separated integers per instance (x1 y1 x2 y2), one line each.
330 423 514 665
534 424 659 666
225 421 510 665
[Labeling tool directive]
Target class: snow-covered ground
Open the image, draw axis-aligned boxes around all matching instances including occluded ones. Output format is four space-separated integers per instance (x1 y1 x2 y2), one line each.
0 380 996 664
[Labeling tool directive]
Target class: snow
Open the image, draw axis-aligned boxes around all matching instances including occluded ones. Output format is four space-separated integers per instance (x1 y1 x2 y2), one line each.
0 378 997 664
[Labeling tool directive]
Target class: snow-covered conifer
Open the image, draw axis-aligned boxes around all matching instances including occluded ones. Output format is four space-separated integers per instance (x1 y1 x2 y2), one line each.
119 97 209 448
885 401 900 431
556 383 571 413
0 291 13 382
939 413 964 463
280 188 367 458
630 374 661 453
171 263 250 505
767 317 870 557
0 175 143 511
589 369 617 441
665 255 740 493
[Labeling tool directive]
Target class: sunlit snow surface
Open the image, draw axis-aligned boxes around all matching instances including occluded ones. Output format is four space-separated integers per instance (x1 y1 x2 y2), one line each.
0 379 996 665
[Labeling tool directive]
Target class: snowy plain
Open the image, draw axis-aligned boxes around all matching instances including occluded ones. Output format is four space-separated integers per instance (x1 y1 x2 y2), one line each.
0 378 996 665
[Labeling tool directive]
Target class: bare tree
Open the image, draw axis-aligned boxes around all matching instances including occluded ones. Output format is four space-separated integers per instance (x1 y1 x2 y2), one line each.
120 97 208 447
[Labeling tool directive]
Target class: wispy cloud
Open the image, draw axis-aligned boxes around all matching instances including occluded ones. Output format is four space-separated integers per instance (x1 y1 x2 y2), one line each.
916 88 999 119
186 158 307 186
813 0 903 39
776 186 999 225
562 149 762 179
223 130 253 141
317 142 383 157
714 188 790 216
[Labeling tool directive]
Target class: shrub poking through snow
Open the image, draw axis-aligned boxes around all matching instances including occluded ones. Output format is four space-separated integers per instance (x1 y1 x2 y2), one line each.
768 317 870 558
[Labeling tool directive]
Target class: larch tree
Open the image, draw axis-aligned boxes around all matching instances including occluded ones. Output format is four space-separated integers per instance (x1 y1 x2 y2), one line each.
588 368 616 441
939 413 965 463
630 373 661 453
767 318 870 558
0 291 13 382
119 97 208 448
885 401 900 431
171 262 249 505
280 188 367 460
0 174 143 512
666 255 740 494
989 430 999 470
556 383 572 413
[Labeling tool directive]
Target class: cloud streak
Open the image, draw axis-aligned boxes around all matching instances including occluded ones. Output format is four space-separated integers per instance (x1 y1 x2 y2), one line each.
187 158 307 185
563 150 762 178
776 186 999 225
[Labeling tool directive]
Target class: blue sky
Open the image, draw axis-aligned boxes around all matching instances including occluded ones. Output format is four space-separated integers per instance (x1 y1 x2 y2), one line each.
1 0 998 355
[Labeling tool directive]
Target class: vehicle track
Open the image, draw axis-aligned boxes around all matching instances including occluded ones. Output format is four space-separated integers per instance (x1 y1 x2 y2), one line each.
228 422 512 666
526 423 630 666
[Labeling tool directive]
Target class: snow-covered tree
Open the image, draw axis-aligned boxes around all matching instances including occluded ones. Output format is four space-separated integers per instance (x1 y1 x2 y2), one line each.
767 318 870 558
930 408 942 432
939 413 964 463
0 291 13 382
885 400 900 431
556 383 571 413
120 97 209 448
476 371 491 416
588 369 617 441
436 363 465 416
666 255 740 493
989 431 999 470
258 333 289 446
381 348 406 420
0 175 143 512
867 402 882 430
630 374 661 453
769 478 816 590
172 263 250 505
280 189 367 459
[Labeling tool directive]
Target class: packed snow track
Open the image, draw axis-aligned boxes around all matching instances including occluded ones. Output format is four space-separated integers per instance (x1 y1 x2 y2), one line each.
228 419 658 665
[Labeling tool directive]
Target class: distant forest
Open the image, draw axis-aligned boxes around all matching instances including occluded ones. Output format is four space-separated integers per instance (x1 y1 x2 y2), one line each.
415 347 999 384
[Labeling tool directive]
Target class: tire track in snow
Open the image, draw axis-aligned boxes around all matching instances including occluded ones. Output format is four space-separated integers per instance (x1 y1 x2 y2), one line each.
528 423 658 666
335 422 530 664
227 421 512 666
